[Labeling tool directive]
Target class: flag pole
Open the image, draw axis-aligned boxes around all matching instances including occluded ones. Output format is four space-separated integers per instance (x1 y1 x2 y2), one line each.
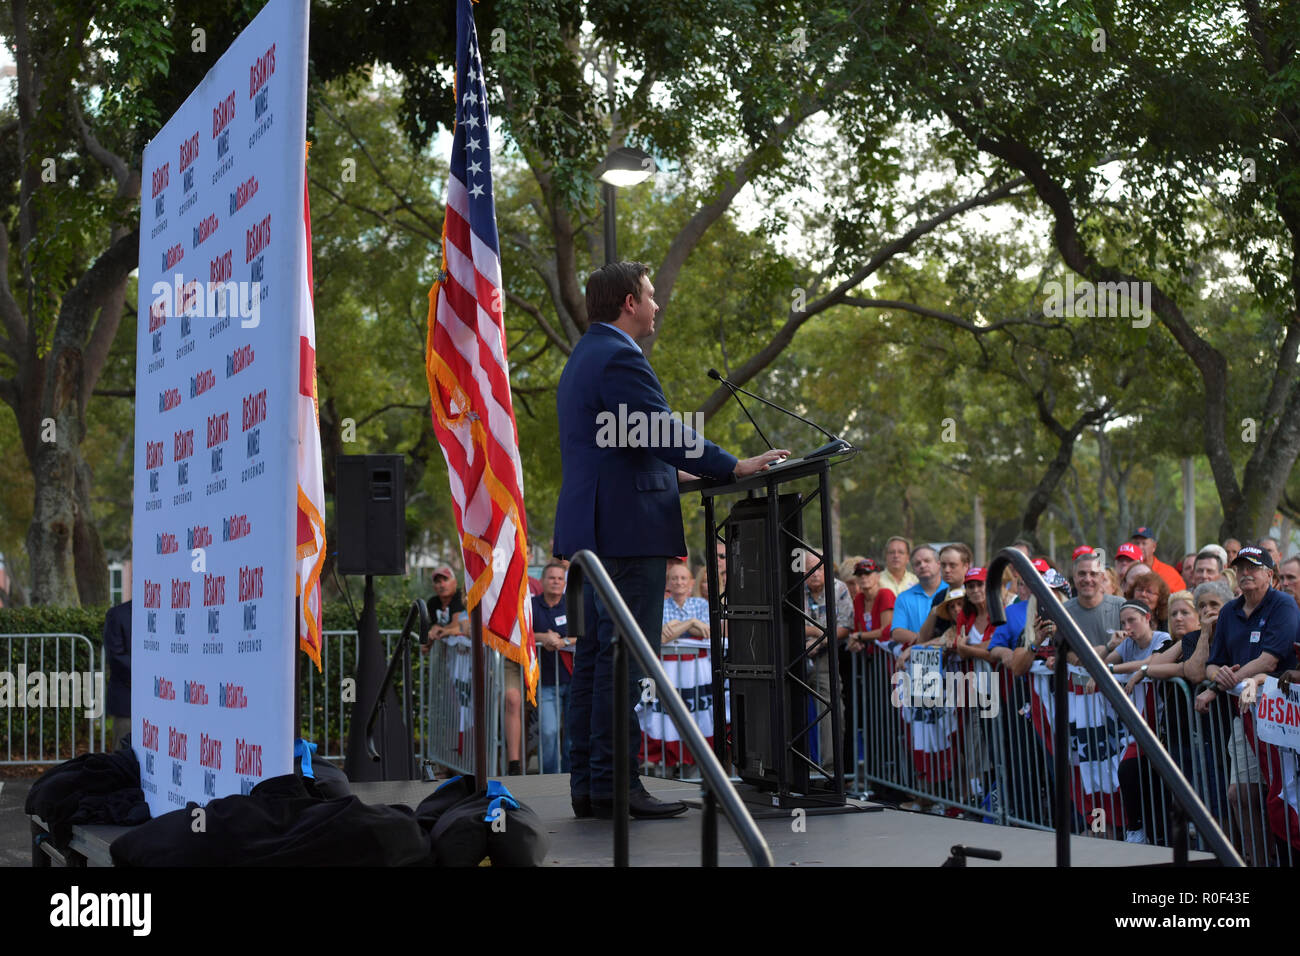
471 603 489 782
294 604 302 752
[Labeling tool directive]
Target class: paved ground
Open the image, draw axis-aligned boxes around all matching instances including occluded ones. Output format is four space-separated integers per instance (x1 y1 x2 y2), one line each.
0 779 35 867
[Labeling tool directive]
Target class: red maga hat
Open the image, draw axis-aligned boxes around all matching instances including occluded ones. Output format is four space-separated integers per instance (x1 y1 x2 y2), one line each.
1115 543 1143 562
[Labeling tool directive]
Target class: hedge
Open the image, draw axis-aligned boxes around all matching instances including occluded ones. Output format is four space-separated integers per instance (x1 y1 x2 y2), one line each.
0 605 112 638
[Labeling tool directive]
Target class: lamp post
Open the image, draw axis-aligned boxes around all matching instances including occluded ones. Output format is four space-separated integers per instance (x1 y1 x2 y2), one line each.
595 146 656 264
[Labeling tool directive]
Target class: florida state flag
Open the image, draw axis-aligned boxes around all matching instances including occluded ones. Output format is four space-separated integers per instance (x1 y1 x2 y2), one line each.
296 163 326 669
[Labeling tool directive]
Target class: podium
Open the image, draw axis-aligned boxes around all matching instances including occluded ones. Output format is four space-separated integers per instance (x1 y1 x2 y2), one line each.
681 450 852 809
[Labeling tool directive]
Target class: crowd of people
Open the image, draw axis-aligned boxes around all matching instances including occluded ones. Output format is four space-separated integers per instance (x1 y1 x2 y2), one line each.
417 522 1299 862
833 527 1300 863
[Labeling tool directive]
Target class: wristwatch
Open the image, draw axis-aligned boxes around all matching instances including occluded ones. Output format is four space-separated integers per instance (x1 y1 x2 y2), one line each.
1140 664 1149 675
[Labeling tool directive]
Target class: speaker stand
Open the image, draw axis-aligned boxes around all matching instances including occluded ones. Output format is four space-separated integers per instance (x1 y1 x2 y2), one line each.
344 575 414 781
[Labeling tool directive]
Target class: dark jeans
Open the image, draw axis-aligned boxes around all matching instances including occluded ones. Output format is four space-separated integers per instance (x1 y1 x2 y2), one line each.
568 556 666 800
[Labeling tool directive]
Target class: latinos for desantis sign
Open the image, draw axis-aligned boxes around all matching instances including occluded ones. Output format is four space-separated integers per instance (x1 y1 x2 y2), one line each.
1255 676 1300 753
132 0 309 816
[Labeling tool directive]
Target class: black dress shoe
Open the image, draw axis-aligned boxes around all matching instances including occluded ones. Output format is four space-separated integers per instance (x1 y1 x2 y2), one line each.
591 790 689 819
572 794 592 818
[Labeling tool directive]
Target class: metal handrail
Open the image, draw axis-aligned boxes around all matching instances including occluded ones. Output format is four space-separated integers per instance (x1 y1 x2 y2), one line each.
365 599 431 764
565 550 774 867
986 547 1243 866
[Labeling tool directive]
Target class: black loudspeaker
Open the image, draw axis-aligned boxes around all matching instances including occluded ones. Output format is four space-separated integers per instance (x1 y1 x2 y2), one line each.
336 455 406 575
722 493 808 794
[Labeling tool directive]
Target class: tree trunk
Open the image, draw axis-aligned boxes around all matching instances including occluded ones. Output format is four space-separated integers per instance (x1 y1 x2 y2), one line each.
1020 426 1088 538
26 440 81 606
73 454 109 605
1095 432 1109 550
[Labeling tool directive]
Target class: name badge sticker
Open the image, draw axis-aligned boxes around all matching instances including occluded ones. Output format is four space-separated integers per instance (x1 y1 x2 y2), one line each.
555 615 567 626
1250 630 1261 644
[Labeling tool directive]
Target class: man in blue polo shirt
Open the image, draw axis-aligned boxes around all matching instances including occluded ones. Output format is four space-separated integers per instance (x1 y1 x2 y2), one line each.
1202 547 1299 682
1190 545 1299 866
532 562 574 773
889 546 945 644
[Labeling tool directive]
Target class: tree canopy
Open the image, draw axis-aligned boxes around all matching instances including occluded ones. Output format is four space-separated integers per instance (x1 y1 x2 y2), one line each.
3 0 1300 605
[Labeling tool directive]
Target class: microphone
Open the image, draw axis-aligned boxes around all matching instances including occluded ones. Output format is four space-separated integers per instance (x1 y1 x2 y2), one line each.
706 368 772 450
707 369 853 459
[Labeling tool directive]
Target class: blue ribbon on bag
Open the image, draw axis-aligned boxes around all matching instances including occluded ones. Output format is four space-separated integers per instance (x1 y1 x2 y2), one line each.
294 739 317 779
484 779 520 823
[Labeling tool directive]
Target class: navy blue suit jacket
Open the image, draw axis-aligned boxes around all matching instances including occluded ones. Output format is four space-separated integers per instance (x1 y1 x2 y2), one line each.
553 323 737 559
103 600 132 718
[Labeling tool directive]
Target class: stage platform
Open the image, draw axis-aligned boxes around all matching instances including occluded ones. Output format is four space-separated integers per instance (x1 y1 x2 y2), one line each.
29 774 1214 867
351 775 1214 867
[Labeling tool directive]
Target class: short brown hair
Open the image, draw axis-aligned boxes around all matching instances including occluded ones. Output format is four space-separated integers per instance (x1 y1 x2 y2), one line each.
585 261 650 325
939 542 972 565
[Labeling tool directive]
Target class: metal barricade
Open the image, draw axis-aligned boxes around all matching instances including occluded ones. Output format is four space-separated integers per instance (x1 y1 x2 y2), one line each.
1239 694 1300 867
855 642 1004 820
299 630 421 762
844 635 1300 865
307 627 518 778
637 638 716 781
420 635 495 776
1193 683 1297 867
532 649 571 775
1 633 105 764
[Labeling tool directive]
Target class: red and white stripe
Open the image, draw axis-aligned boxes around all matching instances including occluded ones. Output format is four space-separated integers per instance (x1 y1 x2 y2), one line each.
426 168 535 699
296 177 325 667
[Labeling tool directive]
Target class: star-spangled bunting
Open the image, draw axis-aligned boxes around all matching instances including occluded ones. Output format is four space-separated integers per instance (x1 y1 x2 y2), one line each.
425 0 537 701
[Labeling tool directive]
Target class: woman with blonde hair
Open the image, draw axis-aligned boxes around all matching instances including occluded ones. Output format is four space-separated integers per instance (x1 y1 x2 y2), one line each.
694 564 709 600
1102 567 1122 597
1117 580 1234 842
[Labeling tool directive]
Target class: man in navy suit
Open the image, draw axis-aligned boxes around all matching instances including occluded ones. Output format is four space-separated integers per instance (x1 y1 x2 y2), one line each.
102 600 132 751
554 261 786 818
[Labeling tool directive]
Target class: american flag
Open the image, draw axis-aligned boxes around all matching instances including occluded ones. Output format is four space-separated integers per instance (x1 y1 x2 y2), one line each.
425 0 537 700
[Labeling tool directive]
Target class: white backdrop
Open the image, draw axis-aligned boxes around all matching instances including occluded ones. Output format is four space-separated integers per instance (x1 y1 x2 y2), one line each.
132 0 309 815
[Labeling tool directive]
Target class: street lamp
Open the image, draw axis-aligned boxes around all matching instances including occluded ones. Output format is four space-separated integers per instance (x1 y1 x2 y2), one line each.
595 146 656 264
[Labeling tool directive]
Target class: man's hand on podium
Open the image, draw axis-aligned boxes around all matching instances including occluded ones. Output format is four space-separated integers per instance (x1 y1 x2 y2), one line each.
734 448 791 479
